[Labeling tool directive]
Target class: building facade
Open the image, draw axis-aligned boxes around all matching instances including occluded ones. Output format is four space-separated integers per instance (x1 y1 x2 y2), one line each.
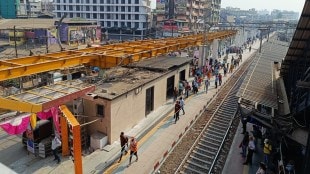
156 0 221 35
80 57 190 144
53 0 152 40
0 0 17 19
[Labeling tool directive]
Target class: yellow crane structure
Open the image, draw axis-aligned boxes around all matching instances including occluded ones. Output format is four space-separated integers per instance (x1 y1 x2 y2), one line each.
0 30 236 174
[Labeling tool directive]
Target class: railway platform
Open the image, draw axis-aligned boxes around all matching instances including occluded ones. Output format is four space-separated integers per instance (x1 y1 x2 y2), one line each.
5 39 263 174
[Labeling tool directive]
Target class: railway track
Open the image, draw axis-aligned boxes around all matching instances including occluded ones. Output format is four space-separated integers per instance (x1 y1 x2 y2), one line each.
158 52 256 174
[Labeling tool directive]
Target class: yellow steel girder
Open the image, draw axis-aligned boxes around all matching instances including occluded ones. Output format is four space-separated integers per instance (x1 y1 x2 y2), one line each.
0 30 237 81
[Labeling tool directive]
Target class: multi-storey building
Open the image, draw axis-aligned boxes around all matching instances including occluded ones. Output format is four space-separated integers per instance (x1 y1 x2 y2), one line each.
156 0 221 34
18 0 43 18
53 0 152 40
0 0 17 19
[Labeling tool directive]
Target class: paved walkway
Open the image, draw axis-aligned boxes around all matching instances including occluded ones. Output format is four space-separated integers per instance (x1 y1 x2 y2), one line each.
4 39 263 174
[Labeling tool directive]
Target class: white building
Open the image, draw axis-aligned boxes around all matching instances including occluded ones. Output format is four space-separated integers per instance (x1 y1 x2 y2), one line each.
53 0 152 40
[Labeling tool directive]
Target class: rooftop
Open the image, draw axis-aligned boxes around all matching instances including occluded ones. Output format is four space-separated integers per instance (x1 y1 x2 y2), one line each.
93 56 191 100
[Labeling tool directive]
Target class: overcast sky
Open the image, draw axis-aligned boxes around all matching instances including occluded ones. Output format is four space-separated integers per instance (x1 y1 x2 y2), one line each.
152 0 305 13
221 0 305 12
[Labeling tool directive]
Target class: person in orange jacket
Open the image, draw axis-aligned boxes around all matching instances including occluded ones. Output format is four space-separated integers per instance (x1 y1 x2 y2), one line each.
128 137 138 167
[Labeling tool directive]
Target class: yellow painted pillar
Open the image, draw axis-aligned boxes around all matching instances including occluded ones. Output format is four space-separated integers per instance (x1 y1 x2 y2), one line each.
60 116 69 156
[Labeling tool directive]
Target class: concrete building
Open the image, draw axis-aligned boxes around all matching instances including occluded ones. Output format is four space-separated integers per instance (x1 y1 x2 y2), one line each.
0 0 17 19
156 0 221 35
53 0 152 40
80 56 190 144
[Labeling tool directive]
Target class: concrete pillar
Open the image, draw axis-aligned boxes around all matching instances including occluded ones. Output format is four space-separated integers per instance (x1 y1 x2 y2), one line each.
211 39 219 60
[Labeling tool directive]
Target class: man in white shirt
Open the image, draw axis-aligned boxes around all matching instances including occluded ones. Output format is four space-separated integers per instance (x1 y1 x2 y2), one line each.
179 97 185 115
51 134 61 164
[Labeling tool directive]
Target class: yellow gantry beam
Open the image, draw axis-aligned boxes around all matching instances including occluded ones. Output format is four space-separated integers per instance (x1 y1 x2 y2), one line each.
0 30 236 81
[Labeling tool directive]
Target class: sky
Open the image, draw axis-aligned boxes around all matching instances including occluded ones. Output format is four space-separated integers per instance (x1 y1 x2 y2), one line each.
151 0 305 13
221 0 305 12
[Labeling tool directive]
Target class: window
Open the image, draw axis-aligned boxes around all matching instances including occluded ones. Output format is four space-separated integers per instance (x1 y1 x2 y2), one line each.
135 0 138 4
116 0 119 3
100 0 104 3
107 6 110 11
135 22 139 28
86 13 90 18
121 0 125 4
143 22 146 28
93 0 97 3
76 0 80 3
128 14 131 20
128 0 131 3
57 5 60 10
127 22 131 28
63 0 66 3
121 14 125 19
93 13 97 19
121 22 125 27
77 13 80 17
114 21 118 27
135 6 139 12
128 6 131 12
93 6 97 11
70 13 73 18
135 14 139 20
86 0 90 3
107 13 111 19
100 6 104 11
96 104 104 117
116 14 118 19
107 0 110 3
69 0 72 3
107 21 111 27
57 0 60 3
64 6 67 10
86 6 90 11
76 5 80 11
57 12 61 17
69 5 73 10
100 13 104 18
121 6 125 12
116 6 118 11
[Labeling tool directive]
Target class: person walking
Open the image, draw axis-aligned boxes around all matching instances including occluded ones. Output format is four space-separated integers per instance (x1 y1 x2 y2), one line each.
51 134 61 164
243 136 255 165
128 137 138 167
185 81 191 98
218 73 222 86
204 79 210 94
118 132 128 162
173 87 178 102
263 139 272 165
174 100 181 123
215 75 219 89
179 97 185 115
239 132 249 157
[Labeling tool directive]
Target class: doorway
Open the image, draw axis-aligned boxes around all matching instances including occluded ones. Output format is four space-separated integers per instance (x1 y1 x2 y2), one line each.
145 86 154 116
166 76 175 100
179 69 185 81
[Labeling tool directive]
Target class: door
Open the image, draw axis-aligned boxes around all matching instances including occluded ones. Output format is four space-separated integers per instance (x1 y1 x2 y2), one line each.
166 76 175 100
145 86 154 116
179 69 185 81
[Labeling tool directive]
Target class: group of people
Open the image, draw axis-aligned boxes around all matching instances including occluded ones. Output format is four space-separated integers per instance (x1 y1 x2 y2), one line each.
118 132 139 167
239 121 273 174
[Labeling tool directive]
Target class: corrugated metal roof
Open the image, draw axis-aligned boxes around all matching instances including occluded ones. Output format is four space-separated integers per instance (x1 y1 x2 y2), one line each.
127 56 191 71
236 39 289 109
280 0 310 76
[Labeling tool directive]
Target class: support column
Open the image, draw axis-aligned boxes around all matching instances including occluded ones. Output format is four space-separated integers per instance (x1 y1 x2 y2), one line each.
60 116 69 156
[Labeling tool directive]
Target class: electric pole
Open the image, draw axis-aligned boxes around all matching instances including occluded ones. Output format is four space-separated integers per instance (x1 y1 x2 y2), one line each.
13 26 18 58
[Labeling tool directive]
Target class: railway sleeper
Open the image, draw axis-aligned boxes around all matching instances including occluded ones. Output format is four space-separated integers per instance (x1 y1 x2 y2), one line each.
209 125 228 134
207 129 226 137
194 147 217 156
210 122 230 130
205 132 224 140
212 117 231 123
198 142 219 151
192 150 215 160
213 113 232 120
211 120 228 127
190 155 212 166
186 160 209 171
182 165 207 174
202 135 222 143
200 138 220 148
